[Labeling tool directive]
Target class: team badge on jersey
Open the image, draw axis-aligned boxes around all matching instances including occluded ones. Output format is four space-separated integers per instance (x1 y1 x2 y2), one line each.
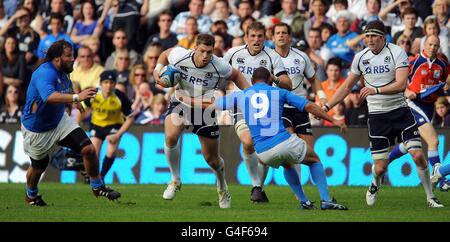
294 59 300 65
205 72 213 79
433 70 441 78
384 56 391 63
260 59 267 67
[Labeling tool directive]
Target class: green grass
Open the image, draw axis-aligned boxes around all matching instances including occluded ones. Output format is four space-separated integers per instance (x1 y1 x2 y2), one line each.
1 183 450 222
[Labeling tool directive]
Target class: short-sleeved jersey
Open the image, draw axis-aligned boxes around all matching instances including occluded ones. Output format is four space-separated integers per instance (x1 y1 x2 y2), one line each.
407 51 450 104
351 42 409 114
215 82 309 153
223 45 287 90
85 89 133 127
168 47 232 99
276 47 315 108
22 62 73 132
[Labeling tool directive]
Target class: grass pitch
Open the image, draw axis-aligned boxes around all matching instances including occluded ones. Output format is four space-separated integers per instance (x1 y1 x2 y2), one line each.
1 183 450 222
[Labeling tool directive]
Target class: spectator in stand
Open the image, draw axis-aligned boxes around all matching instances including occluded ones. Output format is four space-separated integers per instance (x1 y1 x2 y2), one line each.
0 7 40 66
170 0 212 40
396 34 413 57
178 16 199 49
210 20 233 49
411 16 449 59
109 0 141 50
129 64 148 108
113 49 133 101
3 0 19 19
38 0 74 38
232 36 245 47
350 0 383 34
433 97 450 128
0 2 7 29
36 13 73 59
392 7 423 45
70 1 103 48
80 36 102 64
142 43 167 96
0 85 23 124
135 92 167 125
379 0 423 37
0 35 27 89
304 0 334 39
307 27 335 81
326 10 358 68
345 84 368 126
70 46 104 93
431 0 449 37
145 11 178 51
320 58 345 119
140 0 171 35
134 81 153 116
320 22 336 43
214 33 226 56
239 16 256 37
227 0 254 37
105 28 140 70
275 0 307 41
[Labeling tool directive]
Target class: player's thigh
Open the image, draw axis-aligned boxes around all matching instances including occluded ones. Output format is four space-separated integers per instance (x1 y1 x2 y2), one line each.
57 127 92 154
164 113 185 145
90 137 103 156
298 134 315 148
302 142 320 164
418 122 439 149
198 135 220 163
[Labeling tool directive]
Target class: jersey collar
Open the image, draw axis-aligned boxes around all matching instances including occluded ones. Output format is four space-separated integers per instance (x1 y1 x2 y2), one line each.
420 50 437 68
245 45 264 56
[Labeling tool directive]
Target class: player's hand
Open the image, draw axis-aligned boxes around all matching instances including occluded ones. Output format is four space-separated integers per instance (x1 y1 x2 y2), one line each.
333 120 347 134
78 88 97 101
359 87 376 100
107 134 120 145
73 102 85 113
404 88 417 100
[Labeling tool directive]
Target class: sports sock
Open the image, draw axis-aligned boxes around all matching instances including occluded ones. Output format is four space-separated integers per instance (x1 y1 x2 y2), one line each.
388 143 407 163
309 162 331 201
283 166 309 202
242 151 260 187
257 162 269 187
90 178 104 189
428 150 440 167
26 186 38 199
417 166 434 200
439 164 450 177
211 157 227 191
100 155 116 178
371 164 383 188
164 142 181 183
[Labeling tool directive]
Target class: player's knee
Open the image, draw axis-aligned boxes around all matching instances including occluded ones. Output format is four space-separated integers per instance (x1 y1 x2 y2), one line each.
374 163 388 175
428 139 439 150
165 136 179 147
81 144 97 158
204 154 220 167
30 156 49 170
409 149 427 166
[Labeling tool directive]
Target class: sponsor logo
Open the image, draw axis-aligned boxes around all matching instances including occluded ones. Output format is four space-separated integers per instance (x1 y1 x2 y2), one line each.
433 70 441 79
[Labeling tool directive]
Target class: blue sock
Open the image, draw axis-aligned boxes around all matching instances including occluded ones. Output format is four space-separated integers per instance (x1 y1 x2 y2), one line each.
283 166 309 202
100 155 115 178
428 150 440 166
90 178 104 189
389 143 407 163
309 162 331 201
26 186 38 198
439 164 450 177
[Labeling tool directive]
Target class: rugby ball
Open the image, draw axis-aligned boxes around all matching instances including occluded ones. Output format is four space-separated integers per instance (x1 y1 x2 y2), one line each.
159 65 181 87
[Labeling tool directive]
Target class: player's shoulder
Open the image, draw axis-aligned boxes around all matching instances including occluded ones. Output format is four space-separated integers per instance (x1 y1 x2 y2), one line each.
211 55 232 70
385 42 405 56
226 45 247 55
289 47 307 57
262 46 279 57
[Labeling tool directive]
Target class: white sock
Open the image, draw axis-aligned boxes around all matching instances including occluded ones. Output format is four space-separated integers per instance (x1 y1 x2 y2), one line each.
243 151 260 187
371 165 383 188
257 162 269 188
211 157 227 191
417 166 434 200
164 142 181 183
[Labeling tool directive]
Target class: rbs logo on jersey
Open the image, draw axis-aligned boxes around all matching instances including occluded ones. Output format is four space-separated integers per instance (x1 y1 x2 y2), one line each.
285 66 303 75
364 65 390 74
183 72 210 87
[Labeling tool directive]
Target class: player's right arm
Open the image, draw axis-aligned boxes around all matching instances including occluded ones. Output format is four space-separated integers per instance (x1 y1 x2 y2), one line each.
326 72 360 110
153 48 174 87
229 68 250 90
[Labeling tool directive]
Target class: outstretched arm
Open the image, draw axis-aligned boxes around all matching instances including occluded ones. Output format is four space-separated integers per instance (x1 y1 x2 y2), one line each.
305 102 347 133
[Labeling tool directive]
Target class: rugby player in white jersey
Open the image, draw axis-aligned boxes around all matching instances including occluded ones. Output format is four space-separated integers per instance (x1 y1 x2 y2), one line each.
272 22 329 209
325 20 443 208
223 21 293 203
153 34 250 208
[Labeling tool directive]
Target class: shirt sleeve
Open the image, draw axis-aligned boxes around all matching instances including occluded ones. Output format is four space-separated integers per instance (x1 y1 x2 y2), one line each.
217 58 233 80
283 89 308 112
116 90 133 117
215 92 239 110
35 69 58 102
271 51 287 77
168 47 190 65
395 46 409 69
350 52 362 76
302 52 316 79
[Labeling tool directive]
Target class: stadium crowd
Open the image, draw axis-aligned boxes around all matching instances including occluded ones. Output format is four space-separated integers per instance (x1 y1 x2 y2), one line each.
0 0 449 127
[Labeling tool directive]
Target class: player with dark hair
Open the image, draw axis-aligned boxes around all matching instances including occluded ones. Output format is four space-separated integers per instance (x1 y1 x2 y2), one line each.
21 40 121 206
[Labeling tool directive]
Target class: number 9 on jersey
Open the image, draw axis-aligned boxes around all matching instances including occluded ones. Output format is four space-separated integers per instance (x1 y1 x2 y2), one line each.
159 65 181 87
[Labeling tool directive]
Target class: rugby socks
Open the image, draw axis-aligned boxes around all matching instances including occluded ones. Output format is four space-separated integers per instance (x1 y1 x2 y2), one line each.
100 155 116 178
439 164 450 177
283 166 309 202
417 166 434 200
428 150 440 167
388 143 407 163
371 165 383 188
309 162 331 201
90 178 104 189
26 186 38 199
211 157 227 191
164 142 181 183
242 151 261 187
257 162 269 187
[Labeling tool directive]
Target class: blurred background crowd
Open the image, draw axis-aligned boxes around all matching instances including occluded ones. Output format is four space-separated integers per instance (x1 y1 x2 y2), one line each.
0 0 449 127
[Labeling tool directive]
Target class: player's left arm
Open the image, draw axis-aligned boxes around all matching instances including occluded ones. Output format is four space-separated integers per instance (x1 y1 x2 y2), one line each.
307 75 327 106
276 73 293 90
108 92 136 145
